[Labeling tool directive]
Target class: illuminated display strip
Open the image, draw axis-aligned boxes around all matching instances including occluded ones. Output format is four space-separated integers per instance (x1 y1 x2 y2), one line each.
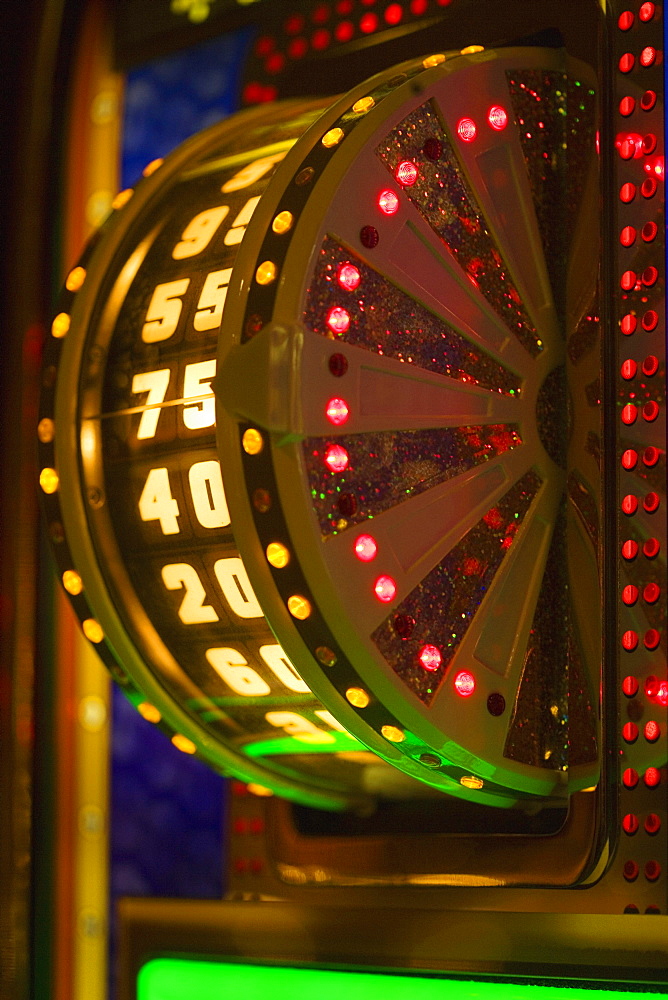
137 959 668 1000
242 0 455 104
613 0 667 913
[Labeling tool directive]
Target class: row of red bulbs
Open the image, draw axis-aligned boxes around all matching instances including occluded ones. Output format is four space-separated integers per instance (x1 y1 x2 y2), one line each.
255 1 455 69
619 89 658 115
622 672 667 700
623 765 661 788
618 46 660 73
622 812 662 835
618 3 658 30
621 628 662 652
616 28 664 730
622 719 661 742
621 536 660 559
324 389 475 689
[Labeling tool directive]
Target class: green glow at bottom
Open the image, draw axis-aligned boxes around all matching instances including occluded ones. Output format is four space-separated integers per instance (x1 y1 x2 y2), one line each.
138 959 659 1000
243 733 367 757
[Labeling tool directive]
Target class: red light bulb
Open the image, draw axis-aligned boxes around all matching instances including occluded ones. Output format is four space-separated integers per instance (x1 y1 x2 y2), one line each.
326 305 351 334
324 443 349 472
374 575 397 603
487 105 508 130
454 670 476 697
644 720 660 742
378 189 400 215
419 645 442 672
354 534 377 561
384 2 402 24
336 262 361 291
326 397 349 425
457 117 477 142
395 161 418 186
359 12 377 33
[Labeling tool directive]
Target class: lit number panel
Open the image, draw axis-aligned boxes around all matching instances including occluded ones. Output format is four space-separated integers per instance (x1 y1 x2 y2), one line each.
40 100 401 811
217 47 603 806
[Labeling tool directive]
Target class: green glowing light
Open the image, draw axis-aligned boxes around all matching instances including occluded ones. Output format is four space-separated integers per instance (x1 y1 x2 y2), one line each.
138 959 665 1000
244 733 365 757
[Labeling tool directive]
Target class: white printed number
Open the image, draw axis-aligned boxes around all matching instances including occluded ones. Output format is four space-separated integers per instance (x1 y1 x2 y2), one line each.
206 648 270 696
194 268 232 332
172 205 230 260
132 360 216 439
265 712 335 744
139 459 228 535
142 279 190 343
221 151 288 194
131 369 171 440
138 467 180 535
161 563 218 624
205 643 311 697
213 557 263 618
159 558 262 624
182 360 216 430
188 460 230 528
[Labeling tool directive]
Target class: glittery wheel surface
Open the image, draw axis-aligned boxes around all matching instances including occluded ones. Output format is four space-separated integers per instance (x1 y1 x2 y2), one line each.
305 424 522 537
377 101 543 357
304 236 521 395
372 471 541 705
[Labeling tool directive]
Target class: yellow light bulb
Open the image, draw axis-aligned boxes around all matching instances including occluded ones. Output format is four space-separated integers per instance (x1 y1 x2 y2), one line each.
51 312 71 339
322 127 344 148
62 570 83 595
112 188 133 210
266 542 290 568
142 157 164 177
37 418 55 443
272 210 294 234
381 725 405 743
352 96 375 114
460 775 484 790
65 266 86 292
138 702 162 724
346 687 370 709
287 595 311 620
242 428 264 454
82 618 104 644
422 53 446 68
39 467 59 494
255 260 277 285
460 45 485 55
247 783 273 797
172 733 197 754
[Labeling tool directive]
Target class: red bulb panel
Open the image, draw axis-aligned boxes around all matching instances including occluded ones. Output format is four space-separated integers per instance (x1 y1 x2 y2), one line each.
456 118 477 142
326 397 350 425
454 670 476 697
419 645 442 672
487 105 508 130
395 160 418 185
378 189 400 215
324 443 349 472
354 534 377 562
337 262 361 291
374 575 397 603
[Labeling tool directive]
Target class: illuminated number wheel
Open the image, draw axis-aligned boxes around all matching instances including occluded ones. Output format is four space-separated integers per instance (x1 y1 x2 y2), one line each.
217 47 602 804
40 99 391 811
40 46 602 811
